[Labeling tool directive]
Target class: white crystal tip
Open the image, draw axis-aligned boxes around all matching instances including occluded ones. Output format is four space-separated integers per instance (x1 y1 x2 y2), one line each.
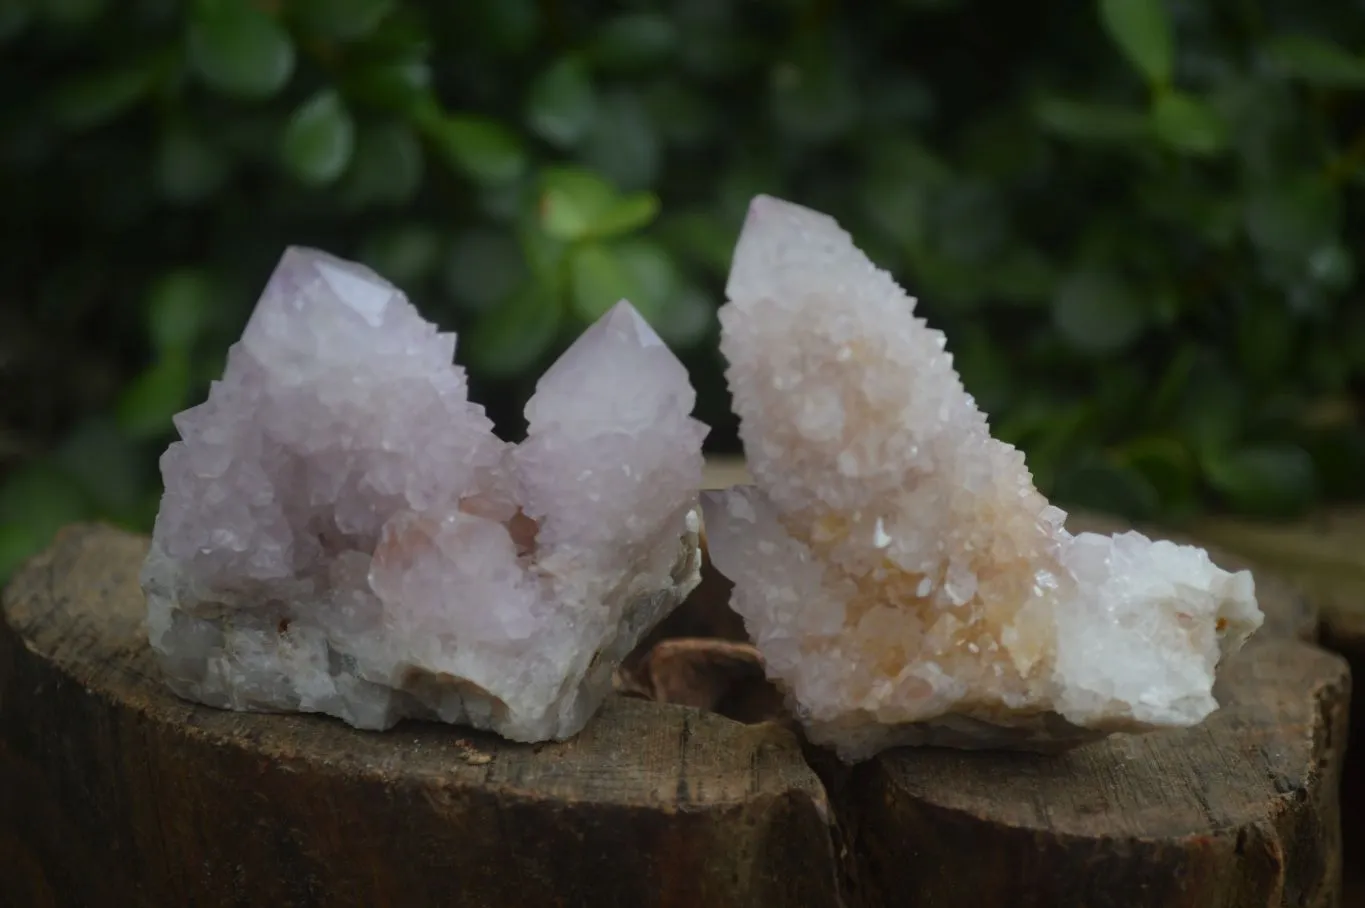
746 194 780 218
603 298 665 348
727 195 846 302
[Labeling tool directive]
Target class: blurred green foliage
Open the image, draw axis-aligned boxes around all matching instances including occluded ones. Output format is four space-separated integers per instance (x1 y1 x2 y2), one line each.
1 0 1364 580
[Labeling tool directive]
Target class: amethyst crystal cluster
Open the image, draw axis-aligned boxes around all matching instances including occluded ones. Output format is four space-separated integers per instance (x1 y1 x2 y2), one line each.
143 248 705 741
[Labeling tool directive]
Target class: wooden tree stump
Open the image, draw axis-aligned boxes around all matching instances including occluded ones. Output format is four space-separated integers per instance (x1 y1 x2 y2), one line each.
1 519 1350 907
1179 510 1365 904
835 636 1346 908
1 526 840 908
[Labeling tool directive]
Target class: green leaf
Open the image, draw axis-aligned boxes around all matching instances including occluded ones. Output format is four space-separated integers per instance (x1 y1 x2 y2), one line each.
40 0 104 27
1347 311 1365 370
1115 436 1196 513
643 80 714 146
115 353 192 440
653 284 714 348
0 467 86 529
525 56 596 148
187 2 295 99
1176 358 1246 456
358 225 442 287
590 193 660 239
1053 456 1160 520
953 326 1015 416
281 90 355 186
579 91 659 191
590 13 678 71
614 240 678 322
445 230 527 313
347 60 432 113
340 120 423 208
1052 268 1146 354
988 247 1056 305
476 179 524 224
1244 176 1339 263
658 210 736 276
290 0 393 41
569 243 637 323
0 0 30 43
1033 96 1150 143
194 347 228 387
930 180 1008 264
471 0 539 54
50 64 156 131
147 269 215 354
961 108 1048 181
1098 0 1174 87
860 177 929 250
569 239 677 323
1308 243 1354 292
156 126 229 204
770 58 860 143
539 167 659 242
995 394 1082 455
859 139 947 250
424 114 526 186
1234 299 1295 386
1304 427 1365 499
1147 343 1197 422
1150 92 1227 156
463 282 562 379
0 466 90 583
1264 34 1365 88
539 167 615 240
54 418 145 520
1307 344 1351 390
866 73 935 125
517 215 568 288
1203 444 1317 517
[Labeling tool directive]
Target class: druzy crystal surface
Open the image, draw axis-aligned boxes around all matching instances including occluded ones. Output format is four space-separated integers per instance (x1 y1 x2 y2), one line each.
702 197 1263 761
142 248 706 742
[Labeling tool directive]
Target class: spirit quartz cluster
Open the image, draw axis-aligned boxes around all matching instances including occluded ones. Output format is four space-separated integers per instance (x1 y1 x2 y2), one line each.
142 248 706 742
702 197 1264 761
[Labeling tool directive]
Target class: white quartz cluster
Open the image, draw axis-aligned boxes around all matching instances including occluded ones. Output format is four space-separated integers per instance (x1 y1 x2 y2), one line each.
702 196 1264 761
142 248 707 742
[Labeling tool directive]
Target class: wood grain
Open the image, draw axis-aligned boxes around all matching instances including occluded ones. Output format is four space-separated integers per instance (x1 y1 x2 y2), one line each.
0 516 1350 907
1 525 840 908
838 638 1348 907
1180 509 1365 905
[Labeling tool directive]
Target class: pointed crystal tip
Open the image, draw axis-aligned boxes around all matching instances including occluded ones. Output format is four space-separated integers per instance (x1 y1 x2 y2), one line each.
727 196 847 302
267 246 399 327
602 299 665 348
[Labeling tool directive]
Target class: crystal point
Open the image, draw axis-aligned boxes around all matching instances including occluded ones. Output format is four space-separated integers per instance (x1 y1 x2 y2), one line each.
708 197 1263 762
142 250 705 742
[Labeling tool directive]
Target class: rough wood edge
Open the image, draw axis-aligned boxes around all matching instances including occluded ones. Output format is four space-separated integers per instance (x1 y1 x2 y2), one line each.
2 514 1352 908
1 523 843 908
835 639 1350 908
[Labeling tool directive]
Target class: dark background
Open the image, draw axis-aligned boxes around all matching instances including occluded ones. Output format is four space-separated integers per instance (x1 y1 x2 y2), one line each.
1 0 1362 579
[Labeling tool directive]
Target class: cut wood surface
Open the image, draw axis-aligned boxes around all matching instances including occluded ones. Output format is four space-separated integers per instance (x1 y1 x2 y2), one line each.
0 509 1350 907
0 525 839 908
1182 509 1365 906
1189 511 1365 653
838 636 1347 908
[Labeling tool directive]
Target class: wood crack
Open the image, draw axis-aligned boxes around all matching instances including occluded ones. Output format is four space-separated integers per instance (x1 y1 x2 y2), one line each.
0 523 1351 908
